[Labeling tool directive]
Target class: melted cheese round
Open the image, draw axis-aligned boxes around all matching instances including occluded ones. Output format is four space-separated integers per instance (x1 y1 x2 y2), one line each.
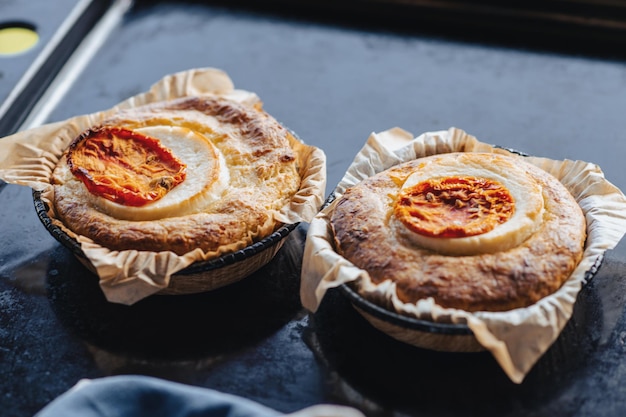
391 153 545 255
68 127 187 207
87 125 230 221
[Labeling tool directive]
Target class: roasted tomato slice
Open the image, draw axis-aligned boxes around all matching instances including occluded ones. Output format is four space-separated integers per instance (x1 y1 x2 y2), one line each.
394 176 515 238
67 127 187 207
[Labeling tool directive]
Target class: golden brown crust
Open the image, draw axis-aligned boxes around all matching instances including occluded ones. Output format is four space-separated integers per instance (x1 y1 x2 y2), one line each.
52 96 301 256
330 153 586 312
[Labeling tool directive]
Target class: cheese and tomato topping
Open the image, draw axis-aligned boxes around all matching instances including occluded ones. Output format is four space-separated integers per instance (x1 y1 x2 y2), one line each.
64 125 229 221
395 176 515 238
391 153 545 256
68 127 187 207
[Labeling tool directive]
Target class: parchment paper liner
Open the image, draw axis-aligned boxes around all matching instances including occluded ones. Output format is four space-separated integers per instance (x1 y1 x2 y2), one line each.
0 68 327 305
301 127 626 384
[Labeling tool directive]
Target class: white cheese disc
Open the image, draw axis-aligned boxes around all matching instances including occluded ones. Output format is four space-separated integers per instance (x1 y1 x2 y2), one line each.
391 153 545 256
89 125 230 221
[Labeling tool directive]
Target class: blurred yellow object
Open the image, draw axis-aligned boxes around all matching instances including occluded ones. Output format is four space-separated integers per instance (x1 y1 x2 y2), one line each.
0 26 39 55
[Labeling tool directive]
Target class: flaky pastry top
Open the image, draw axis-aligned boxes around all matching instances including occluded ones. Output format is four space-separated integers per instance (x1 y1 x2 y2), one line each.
52 96 301 256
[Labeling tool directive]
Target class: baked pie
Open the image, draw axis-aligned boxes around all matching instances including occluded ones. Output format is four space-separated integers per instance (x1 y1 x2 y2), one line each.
52 95 302 256
330 152 586 312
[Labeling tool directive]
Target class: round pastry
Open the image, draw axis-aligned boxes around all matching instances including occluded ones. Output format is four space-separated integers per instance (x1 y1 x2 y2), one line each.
52 96 301 256
330 152 587 312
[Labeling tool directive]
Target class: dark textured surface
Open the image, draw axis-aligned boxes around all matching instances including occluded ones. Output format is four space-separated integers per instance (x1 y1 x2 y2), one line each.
1 1 626 416
209 0 626 59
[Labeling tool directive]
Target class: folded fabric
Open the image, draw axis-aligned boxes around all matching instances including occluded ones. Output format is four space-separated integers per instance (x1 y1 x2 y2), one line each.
35 375 363 417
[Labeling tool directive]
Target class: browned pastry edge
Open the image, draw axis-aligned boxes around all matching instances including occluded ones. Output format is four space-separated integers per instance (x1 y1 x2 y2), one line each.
330 154 586 312
52 96 301 256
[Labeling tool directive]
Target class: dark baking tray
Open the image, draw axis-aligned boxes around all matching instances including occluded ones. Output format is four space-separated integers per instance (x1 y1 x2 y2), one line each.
2 1 626 417
205 0 626 58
